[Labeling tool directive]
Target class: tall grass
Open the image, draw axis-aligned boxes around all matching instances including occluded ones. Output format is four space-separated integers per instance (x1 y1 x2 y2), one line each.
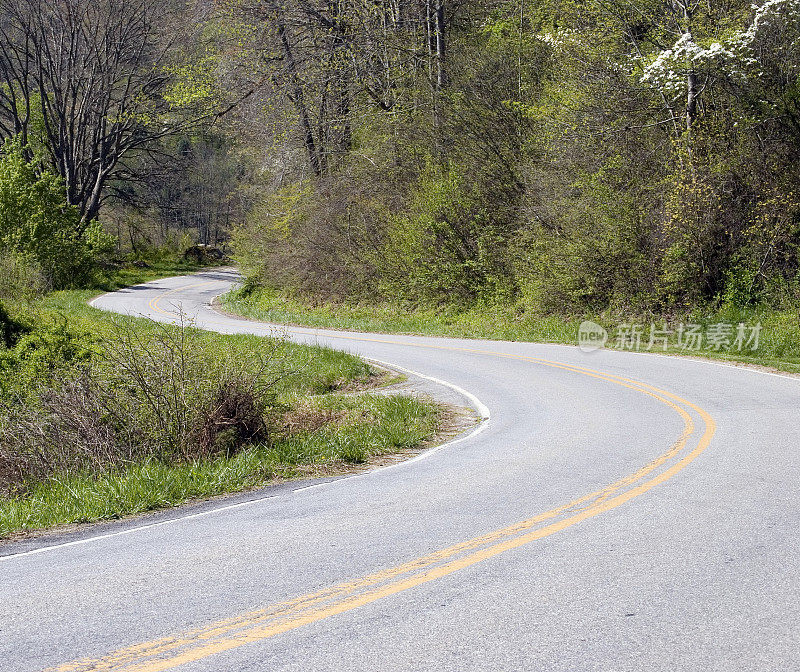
223 287 800 374
0 394 438 538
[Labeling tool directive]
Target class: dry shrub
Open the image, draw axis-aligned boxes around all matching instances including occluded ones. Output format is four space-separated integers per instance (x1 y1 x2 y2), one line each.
194 380 270 457
0 374 133 494
0 317 289 496
95 316 288 461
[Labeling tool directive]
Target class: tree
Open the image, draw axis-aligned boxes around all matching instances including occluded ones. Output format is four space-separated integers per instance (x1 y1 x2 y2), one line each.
0 138 106 288
0 0 209 226
220 1 472 177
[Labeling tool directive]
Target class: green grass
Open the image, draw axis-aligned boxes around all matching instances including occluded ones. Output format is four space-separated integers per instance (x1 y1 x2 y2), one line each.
222 287 800 374
92 258 208 292
0 271 441 539
0 394 438 538
4 254 213 333
34 289 374 396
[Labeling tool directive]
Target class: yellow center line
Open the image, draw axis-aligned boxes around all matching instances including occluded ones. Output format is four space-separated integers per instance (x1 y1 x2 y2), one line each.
146 281 221 318
51 282 717 672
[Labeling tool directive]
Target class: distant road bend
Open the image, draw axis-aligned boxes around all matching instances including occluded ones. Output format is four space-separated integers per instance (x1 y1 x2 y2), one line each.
2 268 799 672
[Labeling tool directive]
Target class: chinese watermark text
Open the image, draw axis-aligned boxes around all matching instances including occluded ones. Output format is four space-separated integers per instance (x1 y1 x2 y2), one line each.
577 321 761 353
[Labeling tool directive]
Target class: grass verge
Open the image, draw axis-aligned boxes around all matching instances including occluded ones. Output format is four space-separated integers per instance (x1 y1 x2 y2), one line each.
222 287 800 374
0 271 442 539
0 394 438 538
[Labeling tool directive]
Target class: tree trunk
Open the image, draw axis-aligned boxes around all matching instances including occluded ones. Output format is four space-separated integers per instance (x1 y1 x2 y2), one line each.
686 69 698 132
434 1 446 90
682 3 697 135
277 16 323 176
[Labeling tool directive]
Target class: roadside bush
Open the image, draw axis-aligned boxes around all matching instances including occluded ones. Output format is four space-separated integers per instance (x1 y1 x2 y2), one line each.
0 252 47 301
97 318 286 459
514 157 655 314
0 318 289 496
0 303 28 348
379 164 517 308
0 138 108 289
233 167 393 302
0 320 95 399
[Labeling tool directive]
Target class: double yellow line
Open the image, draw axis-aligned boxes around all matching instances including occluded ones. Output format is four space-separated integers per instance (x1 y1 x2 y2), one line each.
146 281 221 319
52 283 716 672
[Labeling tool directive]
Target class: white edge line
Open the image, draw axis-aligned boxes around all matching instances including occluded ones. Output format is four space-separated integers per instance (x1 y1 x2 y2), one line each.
0 493 281 562
621 347 800 382
88 292 108 308
291 357 491 493
574 344 800 383
1 326 490 563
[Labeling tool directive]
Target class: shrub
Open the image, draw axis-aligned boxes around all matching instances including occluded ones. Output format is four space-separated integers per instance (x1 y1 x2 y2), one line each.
0 138 109 289
513 157 655 313
0 318 287 496
88 317 286 461
0 252 47 301
0 319 95 399
0 303 28 348
233 169 391 302
377 163 520 308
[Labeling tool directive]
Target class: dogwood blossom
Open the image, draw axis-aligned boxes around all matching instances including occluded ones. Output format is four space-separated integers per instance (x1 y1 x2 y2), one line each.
641 0 800 95
641 33 735 96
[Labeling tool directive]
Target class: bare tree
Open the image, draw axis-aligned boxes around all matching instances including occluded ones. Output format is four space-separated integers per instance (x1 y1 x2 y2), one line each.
224 1 464 177
0 0 200 226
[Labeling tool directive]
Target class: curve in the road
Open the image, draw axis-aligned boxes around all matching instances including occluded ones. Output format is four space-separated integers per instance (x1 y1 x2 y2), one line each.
46 276 715 672
5 269 799 672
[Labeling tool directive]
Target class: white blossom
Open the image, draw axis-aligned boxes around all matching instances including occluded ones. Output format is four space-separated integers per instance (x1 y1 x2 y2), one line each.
641 33 734 96
641 0 800 95
535 29 578 52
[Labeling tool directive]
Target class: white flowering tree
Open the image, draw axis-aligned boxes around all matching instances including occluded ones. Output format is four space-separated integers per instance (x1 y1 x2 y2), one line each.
641 32 737 131
734 0 800 131
640 0 800 135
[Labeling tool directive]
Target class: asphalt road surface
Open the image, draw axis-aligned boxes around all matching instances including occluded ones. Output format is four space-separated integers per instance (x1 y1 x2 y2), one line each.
2 269 799 672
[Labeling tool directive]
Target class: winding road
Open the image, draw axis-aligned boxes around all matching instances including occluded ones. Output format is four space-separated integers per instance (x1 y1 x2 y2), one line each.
2 269 799 671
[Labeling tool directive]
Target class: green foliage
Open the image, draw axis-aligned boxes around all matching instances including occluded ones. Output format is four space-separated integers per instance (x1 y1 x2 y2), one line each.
233 181 311 284
0 302 28 348
233 162 398 302
164 55 220 111
0 138 105 289
722 260 761 308
138 0 800 320
514 157 653 313
0 320 96 400
0 252 47 301
380 164 515 307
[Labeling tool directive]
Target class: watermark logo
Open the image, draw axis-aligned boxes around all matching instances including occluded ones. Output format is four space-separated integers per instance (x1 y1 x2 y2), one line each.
578 320 608 352
577 321 762 353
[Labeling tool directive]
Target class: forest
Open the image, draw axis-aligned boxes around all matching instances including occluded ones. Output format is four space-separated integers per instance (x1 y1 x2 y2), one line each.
2 0 799 313
1 0 800 535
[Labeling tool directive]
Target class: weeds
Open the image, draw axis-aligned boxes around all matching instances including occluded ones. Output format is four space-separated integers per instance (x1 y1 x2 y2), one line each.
0 288 439 537
0 317 291 496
